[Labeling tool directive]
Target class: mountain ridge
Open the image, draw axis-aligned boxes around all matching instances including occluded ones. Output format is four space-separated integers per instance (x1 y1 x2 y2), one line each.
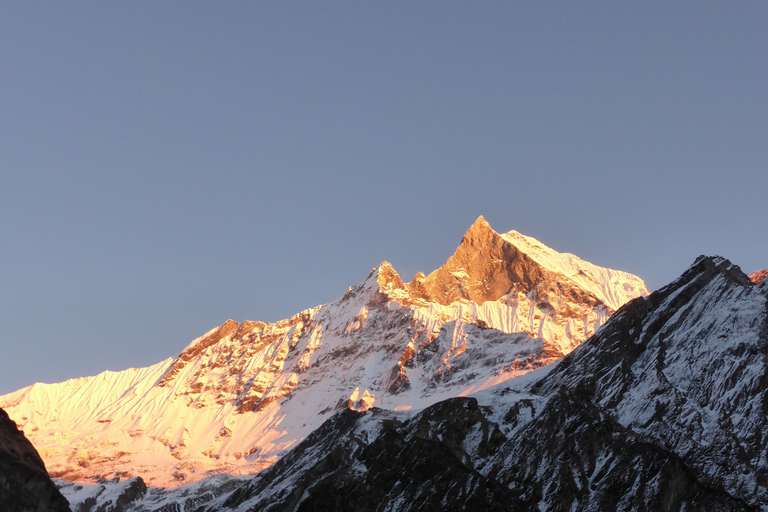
370 216 646 313
0 218 648 509
196 255 766 511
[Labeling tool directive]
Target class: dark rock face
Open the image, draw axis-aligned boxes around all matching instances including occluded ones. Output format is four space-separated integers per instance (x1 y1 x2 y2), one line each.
203 402 526 512
200 395 751 512
535 256 768 509
74 476 146 512
195 255 766 512
489 391 754 512
0 407 71 512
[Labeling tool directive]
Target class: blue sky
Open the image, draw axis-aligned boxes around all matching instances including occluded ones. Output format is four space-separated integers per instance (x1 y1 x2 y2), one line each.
1 2 766 394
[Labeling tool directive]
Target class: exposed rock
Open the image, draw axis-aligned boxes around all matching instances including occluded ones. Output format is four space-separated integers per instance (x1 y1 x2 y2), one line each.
74 476 146 512
412 216 556 305
0 407 71 512
749 269 768 284
197 391 753 511
406 216 647 312
490 390 754 511
535 255 768 509
201 406 525 512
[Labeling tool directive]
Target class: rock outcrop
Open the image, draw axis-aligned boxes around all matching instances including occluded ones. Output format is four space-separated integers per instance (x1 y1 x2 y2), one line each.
749 269 768 284
0 407 71 512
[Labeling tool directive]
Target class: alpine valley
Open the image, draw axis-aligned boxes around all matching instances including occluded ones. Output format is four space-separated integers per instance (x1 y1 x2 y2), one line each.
1 217 766 511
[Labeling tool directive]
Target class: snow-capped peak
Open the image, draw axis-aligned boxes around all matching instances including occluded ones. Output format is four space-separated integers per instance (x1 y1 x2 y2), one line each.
403 216 648 311
0 217 649 498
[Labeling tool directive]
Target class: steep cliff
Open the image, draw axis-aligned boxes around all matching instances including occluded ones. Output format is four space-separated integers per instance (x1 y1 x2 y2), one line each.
0 407 71 512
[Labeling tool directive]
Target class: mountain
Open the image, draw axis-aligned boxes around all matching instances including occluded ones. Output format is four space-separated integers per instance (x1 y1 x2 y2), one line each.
196 255 766 512
0 217 647 509
0 406 71 512
530 255 768 509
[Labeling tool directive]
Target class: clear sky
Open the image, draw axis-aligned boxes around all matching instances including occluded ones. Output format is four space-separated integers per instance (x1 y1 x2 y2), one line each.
1 2 766 394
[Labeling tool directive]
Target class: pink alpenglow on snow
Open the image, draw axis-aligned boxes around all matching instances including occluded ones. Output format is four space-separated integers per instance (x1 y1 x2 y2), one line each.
0 218 647 495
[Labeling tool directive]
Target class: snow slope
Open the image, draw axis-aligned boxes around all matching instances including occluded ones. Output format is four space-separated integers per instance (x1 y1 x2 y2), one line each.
499 229 647 311
0 218 647 501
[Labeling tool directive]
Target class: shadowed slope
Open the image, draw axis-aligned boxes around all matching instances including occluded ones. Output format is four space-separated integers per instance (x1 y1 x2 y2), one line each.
0 407 71 512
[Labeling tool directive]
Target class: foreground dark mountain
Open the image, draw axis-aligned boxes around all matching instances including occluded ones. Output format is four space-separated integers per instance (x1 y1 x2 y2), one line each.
198 256 767 512
0 407 71 512
534 256 768 509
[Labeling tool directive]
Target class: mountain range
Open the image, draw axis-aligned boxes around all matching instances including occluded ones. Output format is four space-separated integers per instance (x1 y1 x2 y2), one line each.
191 255 768 512
1 217 765 511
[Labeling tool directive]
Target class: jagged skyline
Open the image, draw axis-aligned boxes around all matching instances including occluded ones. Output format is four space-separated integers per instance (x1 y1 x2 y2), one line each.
1 216 648 502
1 3 766 394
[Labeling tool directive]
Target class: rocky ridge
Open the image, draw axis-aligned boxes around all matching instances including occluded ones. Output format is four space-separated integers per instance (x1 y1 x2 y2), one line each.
533 255 768 509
